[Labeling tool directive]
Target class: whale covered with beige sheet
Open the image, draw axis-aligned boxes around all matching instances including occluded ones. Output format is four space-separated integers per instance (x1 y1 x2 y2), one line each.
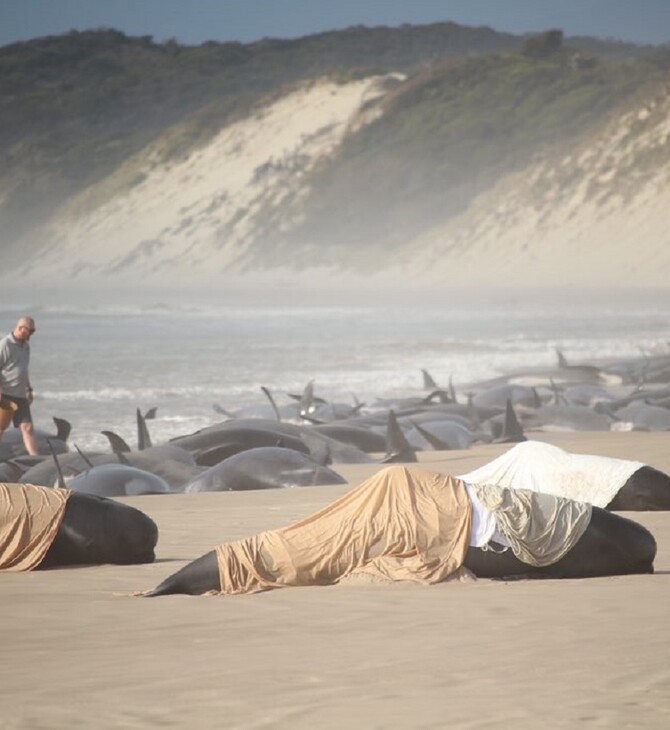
213 466 591 595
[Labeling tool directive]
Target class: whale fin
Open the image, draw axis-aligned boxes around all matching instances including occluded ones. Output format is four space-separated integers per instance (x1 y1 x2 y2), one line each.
137 408 152 450
299 432 332 466
53 417 71 442
421 369 439 390
212 403 235 417
101 430 132 454
548 378 566 406
424 389 452 405
409 419 451 450
448 375 457 404
494 399 526 443
382 410 417 463
73 443 95 468
299 380 315 418
46 438 68 490
260 386 282 422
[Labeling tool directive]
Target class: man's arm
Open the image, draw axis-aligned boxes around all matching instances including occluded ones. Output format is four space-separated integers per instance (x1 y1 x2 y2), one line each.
0 340 7 396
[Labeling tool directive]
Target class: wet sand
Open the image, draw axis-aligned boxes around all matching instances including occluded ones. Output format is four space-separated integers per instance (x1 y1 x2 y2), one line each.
2 431 670 728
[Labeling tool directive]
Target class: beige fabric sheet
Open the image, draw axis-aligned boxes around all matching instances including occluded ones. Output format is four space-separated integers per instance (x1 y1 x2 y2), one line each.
473 483 592 567
0 483 71 571
216 466 473 594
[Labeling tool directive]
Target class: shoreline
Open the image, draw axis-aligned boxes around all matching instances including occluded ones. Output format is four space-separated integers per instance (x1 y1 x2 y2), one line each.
5 282 670 312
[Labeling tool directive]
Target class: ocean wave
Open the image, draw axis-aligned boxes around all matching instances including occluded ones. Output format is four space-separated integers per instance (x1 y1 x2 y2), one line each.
10 305 670 453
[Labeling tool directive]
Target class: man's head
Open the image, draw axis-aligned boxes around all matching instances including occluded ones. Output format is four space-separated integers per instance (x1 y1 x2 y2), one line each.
13 316 36 343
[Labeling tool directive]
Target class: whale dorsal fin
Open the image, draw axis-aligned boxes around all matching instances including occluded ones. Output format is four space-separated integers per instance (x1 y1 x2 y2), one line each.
382 410 417 463
260 386 282 422
101 430 132 454
137 408 152 450
52 417 71 442
46 438 68 490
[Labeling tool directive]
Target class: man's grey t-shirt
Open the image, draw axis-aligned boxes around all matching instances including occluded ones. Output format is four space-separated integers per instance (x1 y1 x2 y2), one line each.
0 333 30 397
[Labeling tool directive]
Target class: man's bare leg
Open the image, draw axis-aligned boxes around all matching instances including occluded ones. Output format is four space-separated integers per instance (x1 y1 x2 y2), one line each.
20 422 39 456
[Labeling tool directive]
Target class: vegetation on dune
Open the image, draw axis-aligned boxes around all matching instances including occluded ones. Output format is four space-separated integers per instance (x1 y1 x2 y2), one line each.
0 23 664 261
269 34 670 267
0 23 526 159
0 30 267 248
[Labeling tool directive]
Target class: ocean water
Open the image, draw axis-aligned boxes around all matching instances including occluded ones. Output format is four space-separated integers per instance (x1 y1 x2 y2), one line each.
2 301 668 452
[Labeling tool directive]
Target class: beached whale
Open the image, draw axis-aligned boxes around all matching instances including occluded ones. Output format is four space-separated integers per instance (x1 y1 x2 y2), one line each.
0 458 28 482
518 404 615 431
170 425 312 465
404 418 485 450
0 417 71 460
19 451 117 487
311 423 387 453
146 466 655 596
174 409 415 467
172 418 375 465
66 463 172 496
613 402 670 431
1 483 158 570
184 446 347 492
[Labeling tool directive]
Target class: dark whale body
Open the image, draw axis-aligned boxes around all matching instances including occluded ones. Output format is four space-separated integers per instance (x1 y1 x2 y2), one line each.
36 492 158 568
608 466 670 511
67 463 171 497
463 507 655 579
184 447 346 492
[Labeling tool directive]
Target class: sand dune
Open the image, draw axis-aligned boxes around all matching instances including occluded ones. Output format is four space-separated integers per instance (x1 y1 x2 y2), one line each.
14 73 669 296
414 88 670 290
2 430 670 728
32 76 396 286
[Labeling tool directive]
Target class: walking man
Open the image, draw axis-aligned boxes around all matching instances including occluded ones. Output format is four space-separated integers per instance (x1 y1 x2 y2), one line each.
0 316 38 455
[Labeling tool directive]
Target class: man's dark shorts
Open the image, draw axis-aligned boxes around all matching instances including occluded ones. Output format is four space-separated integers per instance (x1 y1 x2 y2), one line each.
4 396 32 427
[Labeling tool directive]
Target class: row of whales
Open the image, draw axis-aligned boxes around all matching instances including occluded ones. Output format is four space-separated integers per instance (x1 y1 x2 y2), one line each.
0 442 655 576
7 341 670 494
6 397 670 510
0 438 664 578
4 343 670 575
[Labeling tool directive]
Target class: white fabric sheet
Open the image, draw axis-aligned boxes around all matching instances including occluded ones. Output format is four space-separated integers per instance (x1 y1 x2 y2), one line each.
458 440 644 508
464 482 509 548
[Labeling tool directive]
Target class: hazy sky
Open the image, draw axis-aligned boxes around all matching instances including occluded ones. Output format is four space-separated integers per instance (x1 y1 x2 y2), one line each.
1 0 670 48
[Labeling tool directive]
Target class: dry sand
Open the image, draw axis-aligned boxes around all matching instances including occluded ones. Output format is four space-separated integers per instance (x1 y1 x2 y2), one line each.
2 431 670 728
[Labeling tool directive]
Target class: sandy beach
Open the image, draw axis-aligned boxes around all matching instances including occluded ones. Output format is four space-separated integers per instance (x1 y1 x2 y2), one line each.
2 430 670 728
